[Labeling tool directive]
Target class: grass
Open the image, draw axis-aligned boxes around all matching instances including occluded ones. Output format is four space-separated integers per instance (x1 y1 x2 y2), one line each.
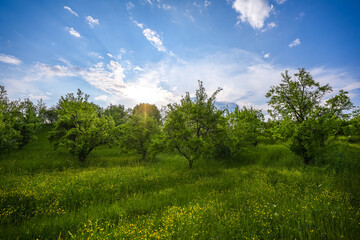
0 127 359 239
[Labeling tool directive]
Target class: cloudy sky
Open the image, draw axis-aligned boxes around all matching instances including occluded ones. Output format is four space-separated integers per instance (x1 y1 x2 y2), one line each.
0 0 360 110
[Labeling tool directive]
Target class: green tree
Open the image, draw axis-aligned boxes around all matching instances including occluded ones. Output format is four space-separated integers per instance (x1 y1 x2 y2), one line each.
163 81 227 168
104 104 128 126
16 98 41 148
0 86 22 153
49 89 115 162
133 103 162 123
266 68 353 164
343 108 360 139
228 106 264 148
121 104 161 161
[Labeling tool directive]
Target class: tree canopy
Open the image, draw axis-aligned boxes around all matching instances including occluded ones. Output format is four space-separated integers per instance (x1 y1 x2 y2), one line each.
163 81 227 168
49 89 115 162
266 68 353 163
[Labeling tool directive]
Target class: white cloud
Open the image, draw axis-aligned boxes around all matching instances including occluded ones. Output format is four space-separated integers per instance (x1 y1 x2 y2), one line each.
107 53 114 58
185 10 195 22
29 94 50 101
232 0 273 30
276 0 287 4
126 2 135 10
289 38 301 47
261 21 276 32
296 12 305 20
31 63 77 78
3 49 359 109
89 52 104 59
133 66 144 71
66 27 81 38
132 19 144 29
161 4 171 10
95 95 109 101
204 0 211 7
64 6 78 17
86 16 100 28
264 53 270 58
0 53 22 65
142 28 166 52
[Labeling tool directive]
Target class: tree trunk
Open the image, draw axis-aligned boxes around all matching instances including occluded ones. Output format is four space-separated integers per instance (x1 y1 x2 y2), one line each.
188 159 193 169
78 154 87 162
142 151 147 161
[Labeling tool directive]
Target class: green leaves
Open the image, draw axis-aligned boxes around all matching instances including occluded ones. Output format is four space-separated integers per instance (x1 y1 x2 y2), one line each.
266 68 353 164
163 81 227 168
120 104 161 161
49 89 115 162
228 106 264 149
0 86 42 154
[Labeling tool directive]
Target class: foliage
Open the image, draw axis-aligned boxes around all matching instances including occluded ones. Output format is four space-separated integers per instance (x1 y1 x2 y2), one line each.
16 98 41 148
163 81 227 168
104 104 128 126
228 106 264 149
266 68 353 164
0 86 22 153
133 103 162 124
343 107 360 138
0 86 41 153
49 89 115 162
44 106 58 124
121 103 161 161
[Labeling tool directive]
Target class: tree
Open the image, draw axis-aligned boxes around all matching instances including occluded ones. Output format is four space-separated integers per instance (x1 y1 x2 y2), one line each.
104 104 128 126
163 81 227 168
16 98 41 148
228 106 264 148
121 103 161 161
133 103 162 123
266 68 353 164
0 86 22 153
49 89 115 162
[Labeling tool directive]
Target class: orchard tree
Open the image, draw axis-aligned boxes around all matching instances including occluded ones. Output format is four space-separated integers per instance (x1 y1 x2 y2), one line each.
163 81 227 168
0 86 21 153
266 68 353 164
133 103 162 123
121 103 161 161
16 98 41 148
228 106 264 148
49 89 115 162
104 104 128 126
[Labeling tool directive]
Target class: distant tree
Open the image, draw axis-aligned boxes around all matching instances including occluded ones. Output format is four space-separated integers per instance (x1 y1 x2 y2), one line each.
163 81 227 168
133 103 162 123
44 106 58 125
104 104 128 126
0 86 21 153
49 89 115 162
36 99 47 124
121 103 161 161
266 68 353 164
343 107 360 138
15 98 40 148
228 106 264 148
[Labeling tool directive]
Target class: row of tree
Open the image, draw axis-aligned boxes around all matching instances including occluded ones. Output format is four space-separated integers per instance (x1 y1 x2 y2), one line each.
1 69 359 167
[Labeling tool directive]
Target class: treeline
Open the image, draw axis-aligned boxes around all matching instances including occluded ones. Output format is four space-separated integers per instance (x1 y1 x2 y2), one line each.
1 68 359 167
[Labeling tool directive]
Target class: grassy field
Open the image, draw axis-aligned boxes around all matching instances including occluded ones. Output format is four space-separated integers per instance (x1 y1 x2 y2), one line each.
1 127 359 239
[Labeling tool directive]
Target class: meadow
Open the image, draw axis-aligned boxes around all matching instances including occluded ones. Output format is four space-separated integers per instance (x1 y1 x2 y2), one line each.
0 126 359 239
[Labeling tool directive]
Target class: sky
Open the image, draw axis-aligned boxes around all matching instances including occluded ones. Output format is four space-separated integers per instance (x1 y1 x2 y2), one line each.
0 0 360 111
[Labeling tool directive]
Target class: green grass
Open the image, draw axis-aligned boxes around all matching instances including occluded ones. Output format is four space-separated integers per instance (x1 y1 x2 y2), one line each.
0 127 359 239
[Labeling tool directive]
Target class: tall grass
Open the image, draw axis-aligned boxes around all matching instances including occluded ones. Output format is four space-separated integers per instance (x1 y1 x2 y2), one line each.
0 127 359 239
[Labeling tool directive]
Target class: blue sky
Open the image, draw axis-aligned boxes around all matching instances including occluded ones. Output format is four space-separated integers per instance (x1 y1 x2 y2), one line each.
0 0 359 110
